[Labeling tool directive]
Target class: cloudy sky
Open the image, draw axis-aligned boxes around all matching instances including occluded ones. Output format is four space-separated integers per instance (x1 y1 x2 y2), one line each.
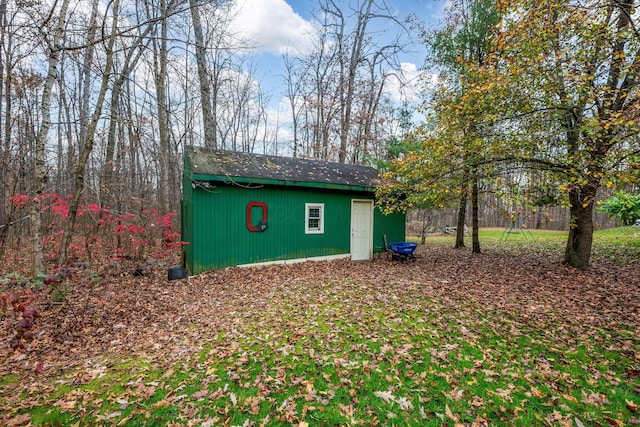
228 0 445 105
230 0 317 56
231 0 445 55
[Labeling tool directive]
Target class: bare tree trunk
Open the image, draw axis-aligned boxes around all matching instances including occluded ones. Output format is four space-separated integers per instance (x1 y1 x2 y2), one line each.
126 79 139 204
189 0 216 148
454 191 467 249
104 14 153 207
471 172 480 254
32 0 71 273
0 0 8 228
58 0 120 265
283 54 304 157
303 13 338 160
154 0 170 213
420 209 432 245
337 0 373 163
78 0 99 161
56 72 75 195
360 61 386 163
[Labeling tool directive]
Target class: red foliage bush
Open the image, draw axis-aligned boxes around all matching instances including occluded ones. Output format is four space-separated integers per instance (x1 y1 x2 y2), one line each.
8 194 185 262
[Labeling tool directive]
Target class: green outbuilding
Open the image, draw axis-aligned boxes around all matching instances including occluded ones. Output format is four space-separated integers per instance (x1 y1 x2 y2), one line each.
181 146 406 274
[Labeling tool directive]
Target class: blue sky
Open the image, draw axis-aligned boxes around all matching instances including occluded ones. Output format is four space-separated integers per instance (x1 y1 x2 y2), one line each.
228 0 446 108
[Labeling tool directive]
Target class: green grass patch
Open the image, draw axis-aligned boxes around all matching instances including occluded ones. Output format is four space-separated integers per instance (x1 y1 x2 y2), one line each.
592 226 640 263
6 286 638 426
415 226 640 264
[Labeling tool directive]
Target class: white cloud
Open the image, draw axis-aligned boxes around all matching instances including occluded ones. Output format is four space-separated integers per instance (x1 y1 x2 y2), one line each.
231 0 315 56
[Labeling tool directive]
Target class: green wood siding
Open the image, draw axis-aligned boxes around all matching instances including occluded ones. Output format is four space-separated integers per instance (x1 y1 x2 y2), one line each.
185 184 352 273
374 208 406 252
181 152 406 274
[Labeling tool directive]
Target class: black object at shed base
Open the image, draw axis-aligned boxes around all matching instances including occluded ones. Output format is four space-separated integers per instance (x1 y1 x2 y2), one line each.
168 265 188 281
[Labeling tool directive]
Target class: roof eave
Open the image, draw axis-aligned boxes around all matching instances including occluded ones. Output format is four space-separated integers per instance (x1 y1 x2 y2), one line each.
191 173 376 193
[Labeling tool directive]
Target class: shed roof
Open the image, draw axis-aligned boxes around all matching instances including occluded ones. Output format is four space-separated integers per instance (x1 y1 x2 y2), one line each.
186 146 382 191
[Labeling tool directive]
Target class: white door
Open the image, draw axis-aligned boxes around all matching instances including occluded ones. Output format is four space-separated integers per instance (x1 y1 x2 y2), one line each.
350 200 373 261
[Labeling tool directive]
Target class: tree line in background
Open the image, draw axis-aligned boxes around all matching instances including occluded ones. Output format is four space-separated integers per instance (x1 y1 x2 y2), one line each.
378 0 640 269
0 0 415 273
0 0 638 273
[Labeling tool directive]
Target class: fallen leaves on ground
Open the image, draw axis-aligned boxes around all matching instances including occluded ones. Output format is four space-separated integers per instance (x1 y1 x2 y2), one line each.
1 242 639 425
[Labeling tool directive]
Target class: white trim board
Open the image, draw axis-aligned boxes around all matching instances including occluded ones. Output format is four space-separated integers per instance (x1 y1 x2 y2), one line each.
237 253 350 268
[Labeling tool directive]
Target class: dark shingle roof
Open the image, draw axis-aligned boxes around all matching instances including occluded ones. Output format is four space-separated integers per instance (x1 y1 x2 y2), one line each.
186 146 382 190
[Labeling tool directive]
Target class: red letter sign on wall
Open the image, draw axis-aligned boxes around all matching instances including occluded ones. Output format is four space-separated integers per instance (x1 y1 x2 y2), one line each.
246 201 268 232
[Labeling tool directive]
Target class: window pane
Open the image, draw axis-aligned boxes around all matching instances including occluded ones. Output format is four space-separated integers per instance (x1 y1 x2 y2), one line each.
305 203 324 234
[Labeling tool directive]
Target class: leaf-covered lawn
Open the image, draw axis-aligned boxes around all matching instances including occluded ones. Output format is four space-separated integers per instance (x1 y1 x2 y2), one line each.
1 237 639 426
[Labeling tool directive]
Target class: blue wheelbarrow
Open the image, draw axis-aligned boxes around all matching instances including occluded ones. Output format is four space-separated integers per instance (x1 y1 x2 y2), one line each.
388 242 418 262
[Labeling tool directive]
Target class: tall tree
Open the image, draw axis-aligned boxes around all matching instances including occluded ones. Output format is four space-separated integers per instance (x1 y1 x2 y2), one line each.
303 17 340 160
77 0 100 175
428 0 500 251
57 0 121 265
103 0 156 209
321 0 405 164
189 0 216 147
282 53 307 157
0 0 10 231
495 0 640 268
153 0 171 213
31 0 72 273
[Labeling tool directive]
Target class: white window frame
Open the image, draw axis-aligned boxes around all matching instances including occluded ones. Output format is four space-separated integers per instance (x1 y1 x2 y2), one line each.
305 203 324 234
